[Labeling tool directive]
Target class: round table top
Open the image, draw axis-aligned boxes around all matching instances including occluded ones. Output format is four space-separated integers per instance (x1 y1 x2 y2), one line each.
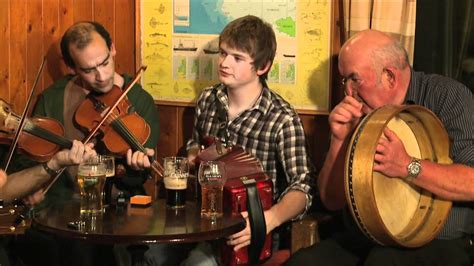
33 200 246 245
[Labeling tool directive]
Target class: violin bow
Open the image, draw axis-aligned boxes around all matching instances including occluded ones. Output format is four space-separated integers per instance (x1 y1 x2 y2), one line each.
2 57 47 171
82 65 147 143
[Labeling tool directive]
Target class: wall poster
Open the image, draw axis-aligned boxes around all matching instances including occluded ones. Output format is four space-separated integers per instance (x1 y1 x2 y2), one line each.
140 0 332 112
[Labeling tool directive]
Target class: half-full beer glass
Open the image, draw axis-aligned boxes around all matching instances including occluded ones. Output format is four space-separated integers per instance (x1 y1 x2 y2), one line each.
99 155 115 205
77 156 107 215
198 161 226 217
163 157 189 209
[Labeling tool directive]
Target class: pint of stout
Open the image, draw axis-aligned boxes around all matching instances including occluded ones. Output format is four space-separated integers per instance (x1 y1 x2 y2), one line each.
163 157 189 209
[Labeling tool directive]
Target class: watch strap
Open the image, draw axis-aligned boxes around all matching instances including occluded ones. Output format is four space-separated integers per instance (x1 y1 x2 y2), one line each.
42 162 60 176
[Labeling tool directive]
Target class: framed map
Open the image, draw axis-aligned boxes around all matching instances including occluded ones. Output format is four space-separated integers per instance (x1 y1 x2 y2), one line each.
140 0 332 112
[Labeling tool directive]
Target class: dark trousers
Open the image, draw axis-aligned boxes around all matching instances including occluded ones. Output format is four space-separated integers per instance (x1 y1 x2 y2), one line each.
10 228 116 266
285 231 473 266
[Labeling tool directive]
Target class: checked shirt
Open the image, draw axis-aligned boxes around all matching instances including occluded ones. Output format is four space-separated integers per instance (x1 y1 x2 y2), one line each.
187 84 316 216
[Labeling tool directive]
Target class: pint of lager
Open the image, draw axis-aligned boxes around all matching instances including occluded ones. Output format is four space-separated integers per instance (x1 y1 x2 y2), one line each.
77 156 107 215
198 161 226 217
163 157 189 209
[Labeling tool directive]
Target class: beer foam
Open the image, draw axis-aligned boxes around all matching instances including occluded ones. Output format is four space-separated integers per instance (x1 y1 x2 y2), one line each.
164 174 187 190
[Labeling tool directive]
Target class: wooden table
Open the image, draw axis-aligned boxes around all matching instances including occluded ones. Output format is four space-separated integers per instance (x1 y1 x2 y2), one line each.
33 200 245 264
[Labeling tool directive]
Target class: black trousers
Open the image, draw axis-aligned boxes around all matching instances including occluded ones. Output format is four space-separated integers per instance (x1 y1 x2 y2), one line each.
10 227 116 266
285 231 473 266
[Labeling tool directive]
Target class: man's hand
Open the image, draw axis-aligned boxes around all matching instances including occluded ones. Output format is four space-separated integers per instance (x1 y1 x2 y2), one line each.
23 189 45 206
126 148 154 170
226 209 280 251
48 140 96 170
0 170 7 188
187 146 200 170
373 127 411 178
329 95 363 141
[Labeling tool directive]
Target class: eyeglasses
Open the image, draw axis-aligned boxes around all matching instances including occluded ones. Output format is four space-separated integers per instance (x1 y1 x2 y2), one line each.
341 76 363 86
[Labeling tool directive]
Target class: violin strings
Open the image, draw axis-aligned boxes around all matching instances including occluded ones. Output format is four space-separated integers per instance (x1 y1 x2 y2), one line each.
93 103 165 176
111 119 164 176
110 119 146 152
8 113 72 149
26 123 72 149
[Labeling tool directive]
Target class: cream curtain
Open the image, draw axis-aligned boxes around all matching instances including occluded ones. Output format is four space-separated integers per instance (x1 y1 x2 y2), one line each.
342 0 417 64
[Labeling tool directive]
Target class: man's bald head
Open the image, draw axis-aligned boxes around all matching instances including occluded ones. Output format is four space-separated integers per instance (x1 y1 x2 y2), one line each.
340 30 409 74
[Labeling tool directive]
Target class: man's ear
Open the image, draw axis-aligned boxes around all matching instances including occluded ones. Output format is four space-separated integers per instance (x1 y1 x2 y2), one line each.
256 61 271 76
383 67 396 88
64 63 76 75
110 43 117 57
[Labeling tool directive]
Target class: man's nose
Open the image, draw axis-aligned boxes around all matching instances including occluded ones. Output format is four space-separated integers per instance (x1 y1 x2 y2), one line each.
343 83 352 97
219 55 230 67
95 67 104 81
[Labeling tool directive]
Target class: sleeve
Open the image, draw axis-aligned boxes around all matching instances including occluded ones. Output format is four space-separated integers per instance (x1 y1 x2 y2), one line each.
186 90 207 151
276 115 317 219
133 86 160 149
435 84 474 167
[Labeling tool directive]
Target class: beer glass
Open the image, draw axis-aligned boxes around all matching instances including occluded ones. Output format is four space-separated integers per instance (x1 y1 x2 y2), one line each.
198 161 226 217
99 155 115 205
163 157 189 209
77 156 107 215
100 155 115 178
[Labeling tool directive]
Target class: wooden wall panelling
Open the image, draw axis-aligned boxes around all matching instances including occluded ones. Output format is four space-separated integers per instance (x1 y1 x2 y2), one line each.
94 0 114 39
73 0 93 22
57 0 75 78
27 0 44 109
180 106 195 153
10 0 27 114
300 114 330 173
155 105 195 160
0 0 136 112
0 0 9 101
115 0 136 74
43 0 62 88
156 105 180 160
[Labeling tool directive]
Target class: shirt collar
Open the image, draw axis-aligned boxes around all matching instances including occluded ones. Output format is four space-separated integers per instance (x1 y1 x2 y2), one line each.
404 69 418 105
214 83 272 115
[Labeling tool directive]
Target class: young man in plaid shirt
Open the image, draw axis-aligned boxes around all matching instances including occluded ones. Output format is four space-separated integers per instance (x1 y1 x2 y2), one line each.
186 15 316 264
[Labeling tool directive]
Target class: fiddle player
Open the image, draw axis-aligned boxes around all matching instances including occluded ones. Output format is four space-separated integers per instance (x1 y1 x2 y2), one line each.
286 30 474 266
9 21 159 266
0 141 95 266
183 15 316 265
34 21 158 205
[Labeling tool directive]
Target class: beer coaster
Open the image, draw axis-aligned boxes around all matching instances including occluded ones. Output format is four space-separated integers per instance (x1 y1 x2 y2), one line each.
130 195 152 207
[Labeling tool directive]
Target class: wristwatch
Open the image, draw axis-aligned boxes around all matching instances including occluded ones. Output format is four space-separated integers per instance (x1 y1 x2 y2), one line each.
42 162 61 176
406 158 422 181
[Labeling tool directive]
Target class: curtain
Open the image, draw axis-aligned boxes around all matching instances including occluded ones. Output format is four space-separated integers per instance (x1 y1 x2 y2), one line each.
413 0 473 91
342 0 417 64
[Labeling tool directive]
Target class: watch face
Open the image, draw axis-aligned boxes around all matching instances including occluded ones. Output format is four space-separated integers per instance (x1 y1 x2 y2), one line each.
411 164 420 174
408 159 421 177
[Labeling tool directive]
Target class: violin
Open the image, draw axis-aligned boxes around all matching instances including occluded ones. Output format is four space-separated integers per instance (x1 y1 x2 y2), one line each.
74 84 164 177
0 99 72 162
75 85 150 156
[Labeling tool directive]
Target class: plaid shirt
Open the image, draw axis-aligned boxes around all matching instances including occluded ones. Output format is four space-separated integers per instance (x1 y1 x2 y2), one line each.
188 84 316 217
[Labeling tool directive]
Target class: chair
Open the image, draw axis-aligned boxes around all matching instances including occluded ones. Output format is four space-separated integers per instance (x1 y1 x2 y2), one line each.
262 212 334 265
